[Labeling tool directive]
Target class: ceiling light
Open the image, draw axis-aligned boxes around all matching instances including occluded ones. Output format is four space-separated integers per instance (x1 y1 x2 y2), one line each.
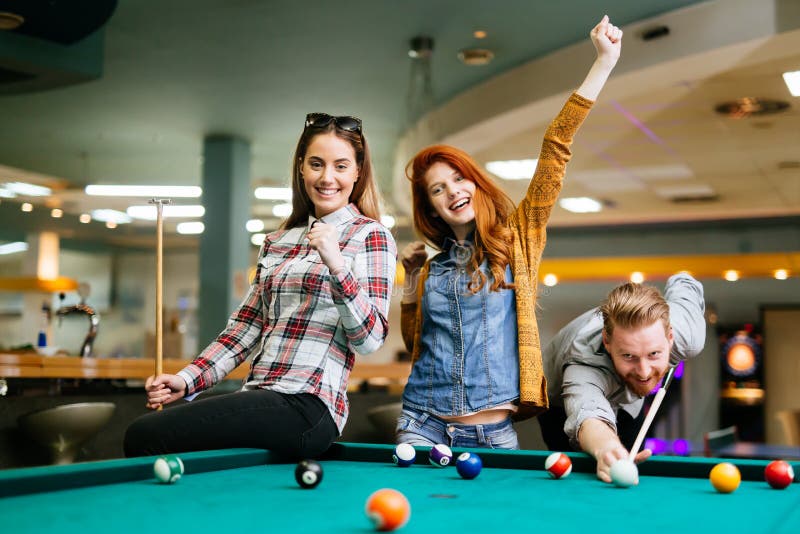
408 36 434 59
0 242 28 255
254 187 292 201
126 205 205 220
783 71 800 97
714 97 789 118
251 233 266 246
51 208 63 218
4 182 51 196
0 187 15 198
272 203 292 218
723 270 740 282
473 30 487 39
774 269 789 280
106 221 117 229
458 48 495 66
85 185 202 198
542 274 558 287
177 222 204 235
0 12 24 30
558 197 603 213
381 215 396 229
246 219 265 233
79 214 92 224
630 272 645 284
91 209 132 224
485 159 538 180
21 203 33 212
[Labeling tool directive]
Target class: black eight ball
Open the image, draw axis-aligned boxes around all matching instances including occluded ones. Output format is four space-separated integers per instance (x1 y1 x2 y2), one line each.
294 459 323 489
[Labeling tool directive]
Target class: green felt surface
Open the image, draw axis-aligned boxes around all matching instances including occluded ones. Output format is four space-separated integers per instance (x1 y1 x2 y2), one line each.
1 444 799 533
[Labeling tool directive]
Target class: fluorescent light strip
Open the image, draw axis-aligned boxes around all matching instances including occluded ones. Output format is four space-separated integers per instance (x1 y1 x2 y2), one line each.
0 242 28 255
85 185 202 198
127 205 205 220
0 187 16 198
272 203 292 217
254 187 292 201
177 222 204 235
559 197 603 213
485 159 538 180
783 70 800 97
90 209 133 224
3 182 51 196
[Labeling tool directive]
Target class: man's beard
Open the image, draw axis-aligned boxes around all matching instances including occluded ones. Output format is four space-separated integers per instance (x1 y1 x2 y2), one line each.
625 371 664 396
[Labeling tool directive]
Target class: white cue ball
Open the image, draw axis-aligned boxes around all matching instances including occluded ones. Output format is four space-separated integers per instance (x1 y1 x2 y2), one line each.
609 459 639 488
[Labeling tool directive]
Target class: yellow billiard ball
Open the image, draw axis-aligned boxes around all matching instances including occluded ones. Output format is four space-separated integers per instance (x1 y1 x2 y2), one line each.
710 462 741 493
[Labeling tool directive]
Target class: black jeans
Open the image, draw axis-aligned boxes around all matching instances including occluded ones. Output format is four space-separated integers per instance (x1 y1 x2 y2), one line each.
538 405 645 452
124 390 338 459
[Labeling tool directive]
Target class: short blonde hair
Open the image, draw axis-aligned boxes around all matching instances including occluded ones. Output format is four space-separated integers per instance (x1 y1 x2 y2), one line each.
600 282 670 338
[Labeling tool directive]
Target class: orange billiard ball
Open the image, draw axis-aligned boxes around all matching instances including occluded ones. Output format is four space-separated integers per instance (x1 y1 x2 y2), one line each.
710 462 741 493
365 488 411 531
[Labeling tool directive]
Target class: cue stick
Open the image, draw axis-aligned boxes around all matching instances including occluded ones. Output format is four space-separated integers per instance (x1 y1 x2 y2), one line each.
149 198 171 410
627 364 677 461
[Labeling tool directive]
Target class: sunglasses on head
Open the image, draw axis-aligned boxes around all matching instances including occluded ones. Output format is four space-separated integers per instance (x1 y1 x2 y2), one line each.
304 113 362 134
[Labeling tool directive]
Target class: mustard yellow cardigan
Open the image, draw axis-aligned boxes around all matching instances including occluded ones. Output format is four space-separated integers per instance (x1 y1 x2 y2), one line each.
401 92 594 420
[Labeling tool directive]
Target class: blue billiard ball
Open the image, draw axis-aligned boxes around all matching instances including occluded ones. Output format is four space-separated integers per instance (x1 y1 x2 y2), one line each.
393 443 416 467
456 452 483 479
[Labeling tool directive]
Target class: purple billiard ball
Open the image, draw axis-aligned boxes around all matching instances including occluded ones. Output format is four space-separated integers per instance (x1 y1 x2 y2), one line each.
393 443 416 467
428 444 453 467
456 452 483 479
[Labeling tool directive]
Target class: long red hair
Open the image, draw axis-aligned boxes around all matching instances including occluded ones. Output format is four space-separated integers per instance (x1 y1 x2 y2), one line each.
407 144 515 293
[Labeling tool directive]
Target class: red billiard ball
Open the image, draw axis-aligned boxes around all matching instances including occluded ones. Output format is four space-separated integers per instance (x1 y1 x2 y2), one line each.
545 452 572 479
365 488 410 531
764 460 794 489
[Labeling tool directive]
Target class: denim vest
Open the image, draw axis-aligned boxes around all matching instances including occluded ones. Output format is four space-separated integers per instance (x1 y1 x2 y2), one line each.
403 239 519 416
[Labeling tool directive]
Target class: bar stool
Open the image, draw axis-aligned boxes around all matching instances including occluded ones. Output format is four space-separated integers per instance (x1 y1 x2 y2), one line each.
18 402 116 464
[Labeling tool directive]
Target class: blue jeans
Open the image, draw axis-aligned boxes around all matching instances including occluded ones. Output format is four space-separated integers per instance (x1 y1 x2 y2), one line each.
395 407 519 450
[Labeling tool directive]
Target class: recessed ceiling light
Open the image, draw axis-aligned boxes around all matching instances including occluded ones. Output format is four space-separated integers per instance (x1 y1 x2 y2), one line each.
381 215 396 229
246 219 265 233
630 272 645 284
458 48 494 66
714 97 790 118
250 233 266 246
723 270 740 282
558 197 603 213
85 185 202 198
485 159 538 180
774 269 789 280
21 203 33 212
783 70 800 97
542 274 558 287
0 12 24 31
473 30 487 39
79 214 92 224
51 208 63 218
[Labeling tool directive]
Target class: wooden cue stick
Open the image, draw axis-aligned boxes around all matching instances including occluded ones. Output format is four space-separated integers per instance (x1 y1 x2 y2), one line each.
150 198 171 409
627 365 677 461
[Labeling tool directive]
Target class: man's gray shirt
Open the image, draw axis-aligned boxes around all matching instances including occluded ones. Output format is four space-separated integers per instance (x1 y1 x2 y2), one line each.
541 274 706 447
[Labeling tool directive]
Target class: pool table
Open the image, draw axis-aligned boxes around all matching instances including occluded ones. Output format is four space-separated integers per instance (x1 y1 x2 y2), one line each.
1 443 799 533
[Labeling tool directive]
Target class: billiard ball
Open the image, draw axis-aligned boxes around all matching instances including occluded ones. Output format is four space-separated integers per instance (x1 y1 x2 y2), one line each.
365 488 411 531
544 452 572 479
153 455 184 484
710 462 741 493
455 452 482 479
392 443 416 467
294 459 323 489
428 444 452 467
765 460 794 489
609 458 639 488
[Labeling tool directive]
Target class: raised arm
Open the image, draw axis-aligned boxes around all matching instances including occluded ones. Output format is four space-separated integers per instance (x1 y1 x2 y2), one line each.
576 15 622 101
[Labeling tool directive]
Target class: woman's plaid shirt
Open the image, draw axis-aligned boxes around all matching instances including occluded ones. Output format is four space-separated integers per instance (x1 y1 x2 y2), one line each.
178 204 397 432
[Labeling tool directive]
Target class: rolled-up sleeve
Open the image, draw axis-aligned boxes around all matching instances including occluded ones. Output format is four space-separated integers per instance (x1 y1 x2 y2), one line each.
330 225 397 355
562 364 618 448
664 273 706 364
